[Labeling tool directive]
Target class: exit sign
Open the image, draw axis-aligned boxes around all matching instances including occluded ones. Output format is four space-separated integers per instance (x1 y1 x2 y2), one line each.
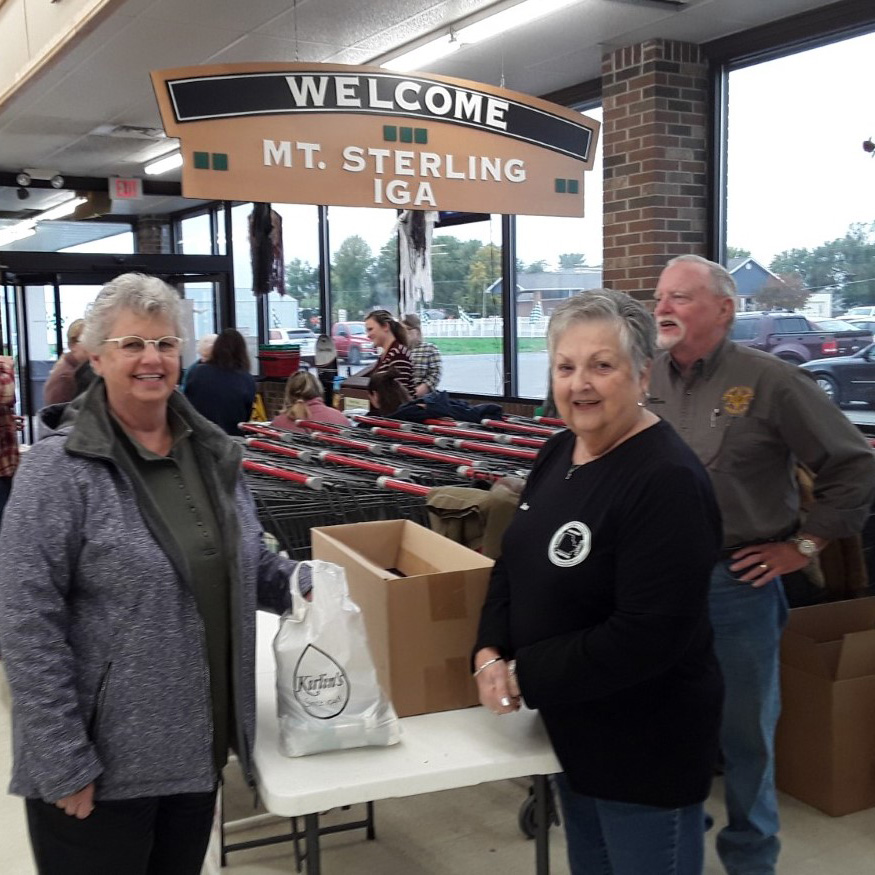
110 177 143 199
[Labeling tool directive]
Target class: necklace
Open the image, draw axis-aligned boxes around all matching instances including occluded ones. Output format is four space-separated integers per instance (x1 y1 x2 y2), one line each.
567 411 656 475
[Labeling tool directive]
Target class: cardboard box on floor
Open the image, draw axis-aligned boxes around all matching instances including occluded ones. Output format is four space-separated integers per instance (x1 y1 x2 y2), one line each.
776 597 875 816
311 520 494 718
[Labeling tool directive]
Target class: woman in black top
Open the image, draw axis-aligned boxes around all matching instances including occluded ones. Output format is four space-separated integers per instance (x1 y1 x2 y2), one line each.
184 328 256 436
474 289 722 875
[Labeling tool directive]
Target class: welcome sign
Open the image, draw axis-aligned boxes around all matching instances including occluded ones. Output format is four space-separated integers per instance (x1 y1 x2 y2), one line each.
151 63 600 217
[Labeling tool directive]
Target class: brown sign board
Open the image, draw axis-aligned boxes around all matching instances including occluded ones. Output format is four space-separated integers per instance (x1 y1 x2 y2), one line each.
150 63 600 217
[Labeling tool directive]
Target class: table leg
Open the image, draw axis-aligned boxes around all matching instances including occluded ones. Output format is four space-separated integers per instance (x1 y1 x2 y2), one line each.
304 813 321 875
532 774 550 875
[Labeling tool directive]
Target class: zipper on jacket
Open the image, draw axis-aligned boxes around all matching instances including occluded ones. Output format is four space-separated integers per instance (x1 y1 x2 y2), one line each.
88 662 112 742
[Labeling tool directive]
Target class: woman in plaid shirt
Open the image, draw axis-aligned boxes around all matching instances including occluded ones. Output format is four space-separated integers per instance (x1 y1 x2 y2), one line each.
0 355 20 524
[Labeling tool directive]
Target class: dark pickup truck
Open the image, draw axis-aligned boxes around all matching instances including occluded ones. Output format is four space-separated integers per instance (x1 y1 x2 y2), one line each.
730 312 839 365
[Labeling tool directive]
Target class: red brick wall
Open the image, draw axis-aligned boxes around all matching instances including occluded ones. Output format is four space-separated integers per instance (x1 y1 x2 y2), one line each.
136 216 171 254
601 40 709 302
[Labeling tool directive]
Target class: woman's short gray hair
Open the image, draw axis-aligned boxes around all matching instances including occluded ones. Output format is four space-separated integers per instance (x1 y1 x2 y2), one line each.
81 273 183 351
666 254 737 300
196 333 218 360
547 289 655 376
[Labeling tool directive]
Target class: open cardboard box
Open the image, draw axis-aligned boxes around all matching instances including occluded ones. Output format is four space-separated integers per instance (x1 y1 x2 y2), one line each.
776 597 875 816
311 519 494 718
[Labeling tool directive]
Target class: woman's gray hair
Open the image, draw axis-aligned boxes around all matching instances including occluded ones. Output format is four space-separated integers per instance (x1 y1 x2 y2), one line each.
196 333 218 360
81 273 184 351
547 289 655 376
666 254 737 300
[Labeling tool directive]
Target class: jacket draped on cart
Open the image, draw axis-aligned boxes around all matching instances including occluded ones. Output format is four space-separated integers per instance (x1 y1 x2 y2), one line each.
0 382 295 803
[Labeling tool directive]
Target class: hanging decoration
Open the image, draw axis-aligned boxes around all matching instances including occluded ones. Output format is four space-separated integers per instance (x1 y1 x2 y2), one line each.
397 209 437 317
249 202 285 296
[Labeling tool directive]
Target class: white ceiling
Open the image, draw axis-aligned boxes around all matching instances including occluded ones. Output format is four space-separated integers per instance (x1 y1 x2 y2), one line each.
0 0 842 227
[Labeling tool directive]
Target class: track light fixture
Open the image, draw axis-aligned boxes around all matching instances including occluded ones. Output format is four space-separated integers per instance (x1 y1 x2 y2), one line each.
50 174 65 189
15 172 31 187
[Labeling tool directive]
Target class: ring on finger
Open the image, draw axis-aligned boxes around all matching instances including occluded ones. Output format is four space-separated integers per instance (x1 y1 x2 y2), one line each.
499 696 511 707
758 563 769 571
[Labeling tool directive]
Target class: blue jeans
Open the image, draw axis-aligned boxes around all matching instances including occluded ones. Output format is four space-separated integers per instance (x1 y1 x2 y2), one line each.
555 773 705 875
709 561 788 875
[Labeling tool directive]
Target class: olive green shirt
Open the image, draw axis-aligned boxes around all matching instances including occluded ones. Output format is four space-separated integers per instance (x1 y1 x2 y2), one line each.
649 338 875 547
112 409 233 774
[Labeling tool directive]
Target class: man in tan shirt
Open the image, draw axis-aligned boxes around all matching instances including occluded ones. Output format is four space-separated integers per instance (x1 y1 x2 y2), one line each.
649 254 875 875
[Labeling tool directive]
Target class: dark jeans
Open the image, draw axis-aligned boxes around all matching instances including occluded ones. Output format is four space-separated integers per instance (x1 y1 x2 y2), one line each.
25 788 217 875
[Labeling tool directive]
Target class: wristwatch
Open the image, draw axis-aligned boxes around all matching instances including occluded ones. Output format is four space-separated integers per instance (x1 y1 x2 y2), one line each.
790 536 819 558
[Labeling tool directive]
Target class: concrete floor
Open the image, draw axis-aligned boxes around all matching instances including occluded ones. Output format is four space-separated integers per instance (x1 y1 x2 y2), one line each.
2 666 875 874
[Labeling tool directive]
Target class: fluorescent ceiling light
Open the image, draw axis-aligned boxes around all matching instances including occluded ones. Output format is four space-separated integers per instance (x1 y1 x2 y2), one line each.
0 222 36 247
456 0 579 44
144 151 183 175
380 0 581 72
37 197 88 222
381 35 461 72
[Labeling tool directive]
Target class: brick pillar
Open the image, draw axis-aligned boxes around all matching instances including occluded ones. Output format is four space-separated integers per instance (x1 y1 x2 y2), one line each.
601 40 709 301
136 215 171 254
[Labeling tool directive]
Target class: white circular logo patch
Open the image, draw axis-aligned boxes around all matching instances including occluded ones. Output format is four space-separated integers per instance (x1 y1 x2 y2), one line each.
548 521 592 567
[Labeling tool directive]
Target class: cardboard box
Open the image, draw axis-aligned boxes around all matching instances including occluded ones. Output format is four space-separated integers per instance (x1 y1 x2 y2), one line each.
311 519 493 718
776 597 875 816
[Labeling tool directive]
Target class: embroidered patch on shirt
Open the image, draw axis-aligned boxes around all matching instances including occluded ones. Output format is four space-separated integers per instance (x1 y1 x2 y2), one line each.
548 521 591 567
520 502 530 511
722 386 754 415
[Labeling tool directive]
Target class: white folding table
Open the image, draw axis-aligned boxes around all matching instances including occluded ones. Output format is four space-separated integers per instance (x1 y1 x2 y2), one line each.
237 611 562 874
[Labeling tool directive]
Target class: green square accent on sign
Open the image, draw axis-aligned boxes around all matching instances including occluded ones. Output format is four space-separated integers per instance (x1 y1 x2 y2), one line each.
383 125 397 142
414 128 428 144
400 127 413 143
568 178 579 194
555 178 567 193
211 153 229 171
193 151 210 170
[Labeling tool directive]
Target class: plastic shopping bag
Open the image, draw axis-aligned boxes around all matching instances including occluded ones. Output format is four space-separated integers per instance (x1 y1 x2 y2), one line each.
274 560 401 757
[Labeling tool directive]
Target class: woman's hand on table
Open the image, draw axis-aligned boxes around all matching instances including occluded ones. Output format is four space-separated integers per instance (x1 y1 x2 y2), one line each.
473 648 521 715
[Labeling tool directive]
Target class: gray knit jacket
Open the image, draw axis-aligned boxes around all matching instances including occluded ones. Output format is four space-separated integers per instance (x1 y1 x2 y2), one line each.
0 382 294 802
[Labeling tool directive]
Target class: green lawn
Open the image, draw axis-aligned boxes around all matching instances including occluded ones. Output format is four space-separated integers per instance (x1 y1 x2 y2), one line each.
430 337 547 355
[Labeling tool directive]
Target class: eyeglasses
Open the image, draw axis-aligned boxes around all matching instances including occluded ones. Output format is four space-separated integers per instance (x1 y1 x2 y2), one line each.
104 335 183 356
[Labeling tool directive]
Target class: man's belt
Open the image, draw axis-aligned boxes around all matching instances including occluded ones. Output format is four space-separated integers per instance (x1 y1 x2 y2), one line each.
718 529 796 560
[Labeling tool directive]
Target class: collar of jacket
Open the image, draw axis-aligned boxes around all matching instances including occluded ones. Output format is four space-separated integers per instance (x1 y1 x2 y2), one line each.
56 379 242 479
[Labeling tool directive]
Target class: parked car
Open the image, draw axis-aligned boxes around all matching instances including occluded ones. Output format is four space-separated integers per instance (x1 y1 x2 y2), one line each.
812 319 872 357
843 316 875 340
330 322 378 365
842 306 875 318
801 344 875 407
268 327 318 363
729 312 838 364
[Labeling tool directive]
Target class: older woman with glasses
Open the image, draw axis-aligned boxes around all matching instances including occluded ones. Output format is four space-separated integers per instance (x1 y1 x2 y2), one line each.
0 272 302 875
473 290 723 875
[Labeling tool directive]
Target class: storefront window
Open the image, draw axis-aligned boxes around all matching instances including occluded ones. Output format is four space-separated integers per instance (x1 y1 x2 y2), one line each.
515 105 603 400
177 211 213 254
430 214 503 396
725 34 875 317
267 204 320 334
327 207 399 323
